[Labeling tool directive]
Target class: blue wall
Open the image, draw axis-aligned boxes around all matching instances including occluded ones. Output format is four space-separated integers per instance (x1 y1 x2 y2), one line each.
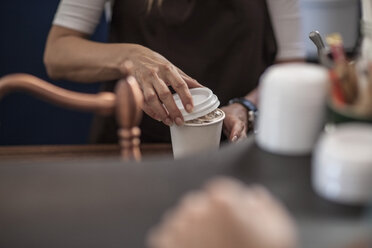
0 0 108 145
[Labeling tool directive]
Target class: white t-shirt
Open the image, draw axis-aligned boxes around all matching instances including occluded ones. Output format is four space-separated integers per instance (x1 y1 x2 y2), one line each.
53 0 305 60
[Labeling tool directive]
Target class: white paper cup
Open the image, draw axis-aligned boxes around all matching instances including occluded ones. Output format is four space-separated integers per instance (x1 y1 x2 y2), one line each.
170 110 225 159
171 88 224 159
256 63 329 155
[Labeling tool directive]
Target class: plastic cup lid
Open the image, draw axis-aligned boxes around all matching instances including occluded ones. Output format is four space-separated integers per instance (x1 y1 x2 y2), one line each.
173 88 220 121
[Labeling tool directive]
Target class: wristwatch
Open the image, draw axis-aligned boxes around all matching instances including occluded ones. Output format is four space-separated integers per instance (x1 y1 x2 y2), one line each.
228 97 258 133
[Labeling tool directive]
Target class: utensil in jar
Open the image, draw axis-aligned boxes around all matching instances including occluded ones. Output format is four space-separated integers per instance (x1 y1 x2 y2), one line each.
309 30 334 68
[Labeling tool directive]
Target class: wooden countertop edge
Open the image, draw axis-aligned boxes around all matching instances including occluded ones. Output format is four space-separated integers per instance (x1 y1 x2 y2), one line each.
0 143 172 156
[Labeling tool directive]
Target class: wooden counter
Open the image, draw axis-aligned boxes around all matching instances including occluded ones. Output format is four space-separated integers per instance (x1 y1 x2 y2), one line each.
0 143 172 163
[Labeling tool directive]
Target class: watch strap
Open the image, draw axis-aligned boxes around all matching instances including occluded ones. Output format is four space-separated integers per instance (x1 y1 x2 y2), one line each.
228 97 258 112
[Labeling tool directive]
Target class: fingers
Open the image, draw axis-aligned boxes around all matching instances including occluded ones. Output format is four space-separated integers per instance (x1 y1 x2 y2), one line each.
142 85 173 125
221 104 249 142
229 121 247 142
223 116 247 142
160 65 194 113
139 67 173 125
140 68 185 126
152 73 184 126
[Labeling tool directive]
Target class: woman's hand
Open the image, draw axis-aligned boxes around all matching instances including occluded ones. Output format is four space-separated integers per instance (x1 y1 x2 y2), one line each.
125 45 202 126
220 103 248 142
44 26 202 126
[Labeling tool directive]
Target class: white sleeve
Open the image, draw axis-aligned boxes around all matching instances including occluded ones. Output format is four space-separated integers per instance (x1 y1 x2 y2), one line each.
266 0 306 60
53 0 107 35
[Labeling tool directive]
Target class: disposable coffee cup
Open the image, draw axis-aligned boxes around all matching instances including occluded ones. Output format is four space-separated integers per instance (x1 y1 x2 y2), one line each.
170 88 225 159
256 63 329 155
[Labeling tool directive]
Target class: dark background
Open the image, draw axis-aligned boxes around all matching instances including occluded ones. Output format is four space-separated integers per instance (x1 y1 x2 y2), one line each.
0 0 108 145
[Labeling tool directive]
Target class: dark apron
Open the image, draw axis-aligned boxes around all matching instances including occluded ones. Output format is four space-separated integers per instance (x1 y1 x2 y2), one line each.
91 0 277 143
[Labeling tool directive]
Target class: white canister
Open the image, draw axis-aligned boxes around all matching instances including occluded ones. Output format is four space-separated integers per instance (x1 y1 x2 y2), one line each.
312 124 372 205
256 63 329 155
170 88 224 159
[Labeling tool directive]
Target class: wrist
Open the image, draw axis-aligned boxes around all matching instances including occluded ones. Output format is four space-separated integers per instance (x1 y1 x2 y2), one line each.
114 44 139 78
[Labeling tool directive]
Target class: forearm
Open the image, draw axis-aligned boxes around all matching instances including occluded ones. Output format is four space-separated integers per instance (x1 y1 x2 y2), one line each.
44 26 135 82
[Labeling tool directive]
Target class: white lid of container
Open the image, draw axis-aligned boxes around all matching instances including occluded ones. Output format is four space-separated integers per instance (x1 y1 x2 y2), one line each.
314 123 372 178
260 63 329 100
173 88 220 121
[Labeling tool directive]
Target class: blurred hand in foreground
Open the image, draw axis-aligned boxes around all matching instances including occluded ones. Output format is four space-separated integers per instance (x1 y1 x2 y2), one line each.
147 177 297 248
